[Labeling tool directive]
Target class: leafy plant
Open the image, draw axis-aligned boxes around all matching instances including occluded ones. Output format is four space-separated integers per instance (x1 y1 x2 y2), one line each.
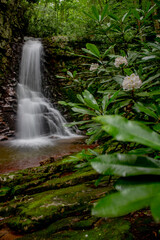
59 90 120 144
90 115 160 222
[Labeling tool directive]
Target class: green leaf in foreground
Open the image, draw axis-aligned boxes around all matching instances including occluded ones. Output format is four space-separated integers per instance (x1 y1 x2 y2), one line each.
91 154 160 177
151 194 160 222
95 115 160 150
92 183 160 219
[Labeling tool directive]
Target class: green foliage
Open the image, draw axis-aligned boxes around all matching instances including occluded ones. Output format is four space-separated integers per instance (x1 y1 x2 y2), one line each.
90 116 160 222
56 2 160 221
25 0 160 224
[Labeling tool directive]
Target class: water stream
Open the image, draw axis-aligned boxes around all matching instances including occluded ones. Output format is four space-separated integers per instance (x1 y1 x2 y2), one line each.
12 39 75 147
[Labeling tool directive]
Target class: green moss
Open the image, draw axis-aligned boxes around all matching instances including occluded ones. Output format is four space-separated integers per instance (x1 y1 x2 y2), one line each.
25 168 98 195
18 218 132 240
0 187 10 201
51 219 132 240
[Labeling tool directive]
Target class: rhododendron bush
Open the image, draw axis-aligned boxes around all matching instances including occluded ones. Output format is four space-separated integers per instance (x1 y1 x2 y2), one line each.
58 2 160 223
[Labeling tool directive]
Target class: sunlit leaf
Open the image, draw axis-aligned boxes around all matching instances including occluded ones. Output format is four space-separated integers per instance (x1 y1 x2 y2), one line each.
92 183 160 218
91 154 160 177
95 115 160 150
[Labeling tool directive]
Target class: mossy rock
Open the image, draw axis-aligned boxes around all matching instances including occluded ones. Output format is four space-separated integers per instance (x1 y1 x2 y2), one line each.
18 218 132 240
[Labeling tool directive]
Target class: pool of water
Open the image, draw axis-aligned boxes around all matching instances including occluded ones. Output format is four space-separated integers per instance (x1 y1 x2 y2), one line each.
0 136 85 174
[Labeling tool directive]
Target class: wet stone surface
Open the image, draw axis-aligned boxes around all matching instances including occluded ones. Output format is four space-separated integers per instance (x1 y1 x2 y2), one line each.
0 150 160 239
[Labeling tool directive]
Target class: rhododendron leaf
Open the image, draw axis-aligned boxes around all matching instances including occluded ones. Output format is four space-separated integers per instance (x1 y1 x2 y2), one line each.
95 115 160 150
86 43 101 58
91 154 160 177
92 183 160 218
72 107 97 116
82 48 99 59
82 90 100 111
134 103 158 119
151 194 160 222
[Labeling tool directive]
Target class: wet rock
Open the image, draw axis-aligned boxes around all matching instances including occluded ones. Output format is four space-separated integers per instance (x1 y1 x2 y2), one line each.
2 104 13 112
0 135 8 141
0 151 159 239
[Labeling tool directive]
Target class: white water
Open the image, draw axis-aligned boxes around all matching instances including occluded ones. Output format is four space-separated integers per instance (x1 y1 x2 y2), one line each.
13 40 74 147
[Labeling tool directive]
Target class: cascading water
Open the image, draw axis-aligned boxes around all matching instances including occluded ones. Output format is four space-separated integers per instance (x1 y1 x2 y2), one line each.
14 39 74 146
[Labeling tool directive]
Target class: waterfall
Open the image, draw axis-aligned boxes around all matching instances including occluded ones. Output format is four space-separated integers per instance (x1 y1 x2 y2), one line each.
14 40 74 146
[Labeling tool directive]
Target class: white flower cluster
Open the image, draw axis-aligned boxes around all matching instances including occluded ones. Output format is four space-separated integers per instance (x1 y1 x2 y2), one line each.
90 63 99 71
122 73 142 91
114 56 128 68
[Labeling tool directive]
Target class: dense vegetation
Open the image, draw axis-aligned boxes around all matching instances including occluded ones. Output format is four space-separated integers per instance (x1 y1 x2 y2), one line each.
26 0 160 222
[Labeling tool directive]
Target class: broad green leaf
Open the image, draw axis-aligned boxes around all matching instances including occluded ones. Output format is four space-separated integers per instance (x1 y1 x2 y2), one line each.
95 115 160 150
72 107 96 116
115 176 160 191
82 48 99 59
134 103 158 119
91 154 160 177
92 183 160 218
151 194 160 222
82 90 100 111
86 43 101 58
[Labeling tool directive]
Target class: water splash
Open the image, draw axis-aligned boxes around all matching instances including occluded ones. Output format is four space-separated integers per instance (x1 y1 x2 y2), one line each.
13 40 75 147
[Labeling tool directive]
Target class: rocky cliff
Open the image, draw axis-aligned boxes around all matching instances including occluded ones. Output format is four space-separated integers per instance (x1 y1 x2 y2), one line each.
0 0 28 139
